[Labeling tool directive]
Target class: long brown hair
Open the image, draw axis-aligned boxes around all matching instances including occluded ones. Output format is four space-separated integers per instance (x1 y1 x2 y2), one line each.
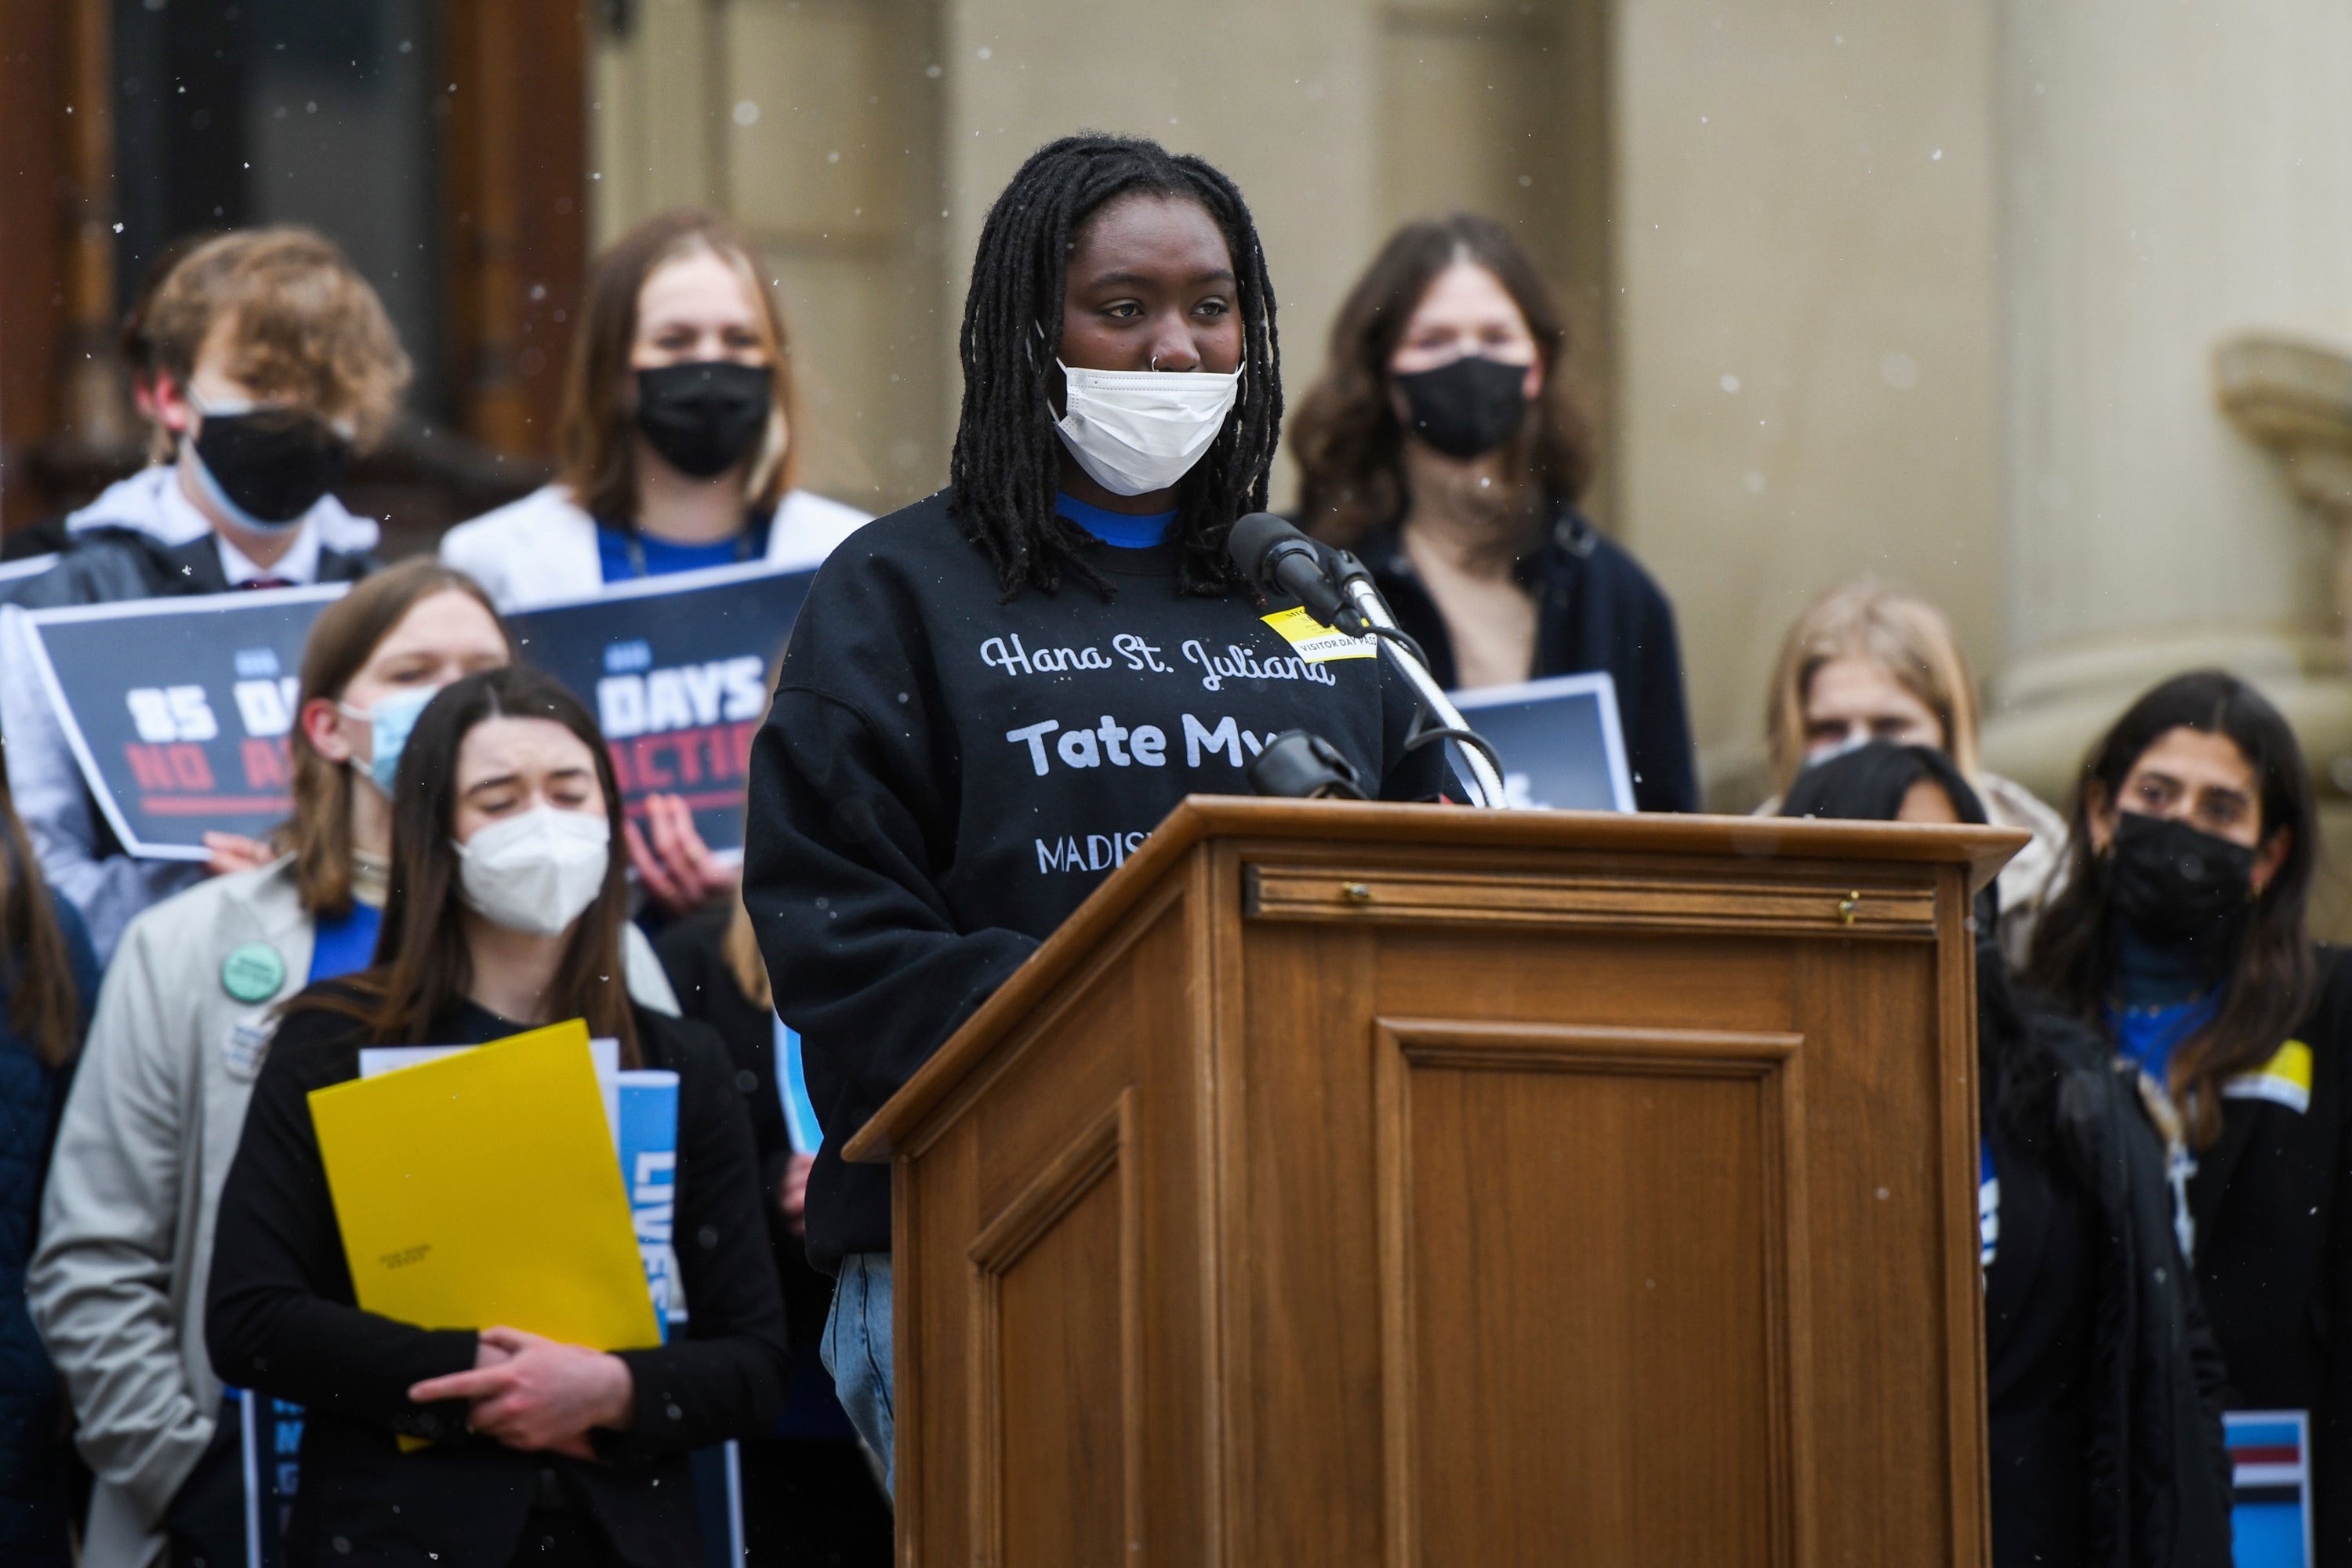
557 209 802 525
2024 670 2317 1147
293 667 641 1064
0 775 82 1067
1289 213 1598 551
278 560 512 916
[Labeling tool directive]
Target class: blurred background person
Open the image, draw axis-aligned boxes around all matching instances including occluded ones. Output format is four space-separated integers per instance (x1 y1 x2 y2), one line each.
443 208 870 922
205 665 786 1567
1289 213 1697 813
0 227 408 962
2024 670 2351 1560
0 771 99 1566
1781 742 2234 1566
30 562 681 1568
657 866 895 1564
1761 583 2067 964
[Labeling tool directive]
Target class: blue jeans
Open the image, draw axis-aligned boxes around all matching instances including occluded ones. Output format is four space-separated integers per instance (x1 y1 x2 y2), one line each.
820 1252 895 1496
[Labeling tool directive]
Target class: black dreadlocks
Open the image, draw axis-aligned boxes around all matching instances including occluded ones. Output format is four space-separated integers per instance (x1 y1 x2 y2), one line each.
949 133 1282 600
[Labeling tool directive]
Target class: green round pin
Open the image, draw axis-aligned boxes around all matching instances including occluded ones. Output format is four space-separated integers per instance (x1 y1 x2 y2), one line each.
220 942 286 1004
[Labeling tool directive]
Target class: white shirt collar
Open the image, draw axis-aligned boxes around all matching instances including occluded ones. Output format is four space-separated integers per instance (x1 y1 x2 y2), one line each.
215 517 323 586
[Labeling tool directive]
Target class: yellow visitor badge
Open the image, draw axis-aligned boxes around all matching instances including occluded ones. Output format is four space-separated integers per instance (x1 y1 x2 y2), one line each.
1260 605 1377 663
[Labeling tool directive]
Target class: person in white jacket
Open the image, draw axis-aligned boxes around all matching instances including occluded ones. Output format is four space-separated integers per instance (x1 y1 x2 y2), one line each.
27 558 682 1568
441 209 869 915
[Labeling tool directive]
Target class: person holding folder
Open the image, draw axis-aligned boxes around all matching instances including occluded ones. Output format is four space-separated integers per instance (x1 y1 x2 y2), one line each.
32 561 685 1567
206 666 787 1567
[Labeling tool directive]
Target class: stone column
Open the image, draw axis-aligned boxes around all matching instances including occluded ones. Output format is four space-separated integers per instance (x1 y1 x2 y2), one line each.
1984 0 2352 801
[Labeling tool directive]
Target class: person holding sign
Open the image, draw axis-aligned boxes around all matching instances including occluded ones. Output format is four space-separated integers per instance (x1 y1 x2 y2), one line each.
2022 673 2352 1565
206 666 786 1567
1287 214 1697 813
443 211 873 919
1780 742 2234 1566
0 227 408 962
742 135 1454 1480
30 564 683 1568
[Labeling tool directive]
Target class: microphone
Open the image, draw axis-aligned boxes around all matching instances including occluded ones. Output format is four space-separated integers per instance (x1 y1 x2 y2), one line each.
1223 511 1509 810
1226 513 1365 633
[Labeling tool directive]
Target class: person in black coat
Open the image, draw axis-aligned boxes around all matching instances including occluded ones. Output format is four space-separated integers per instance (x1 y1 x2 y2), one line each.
2026 670 2352 1563
656 901 894 1565
1784 742 2234 1566
1288 212 1698 813
206 666 788 1568
0 786 100 1565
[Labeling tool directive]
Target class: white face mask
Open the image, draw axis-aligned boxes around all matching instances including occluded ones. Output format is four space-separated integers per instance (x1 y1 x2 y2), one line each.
1052 358 1241 496
453 805 612 938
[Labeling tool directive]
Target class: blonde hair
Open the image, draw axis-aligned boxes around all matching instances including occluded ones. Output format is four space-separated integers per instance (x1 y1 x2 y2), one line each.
557 209 801 524
1765 583 1980 791
144 227 412 453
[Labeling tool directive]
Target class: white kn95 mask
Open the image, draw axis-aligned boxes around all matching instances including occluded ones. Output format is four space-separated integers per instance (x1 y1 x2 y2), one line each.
453 805 612 938
1053 358 1241 496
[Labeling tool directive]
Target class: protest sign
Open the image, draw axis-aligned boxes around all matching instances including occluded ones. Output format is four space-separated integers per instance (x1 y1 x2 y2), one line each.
16 586 347 858
1447 670 1635 812
505 561 813 856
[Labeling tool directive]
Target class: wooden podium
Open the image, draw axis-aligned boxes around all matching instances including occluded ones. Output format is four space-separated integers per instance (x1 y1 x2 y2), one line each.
844 799 2024 1566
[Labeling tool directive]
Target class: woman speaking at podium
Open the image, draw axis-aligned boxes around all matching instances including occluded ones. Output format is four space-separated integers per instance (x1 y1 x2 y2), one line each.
742 135 1454 1484
207 667 788 1567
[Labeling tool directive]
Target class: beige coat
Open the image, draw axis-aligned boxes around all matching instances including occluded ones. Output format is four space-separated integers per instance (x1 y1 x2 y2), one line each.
27 858 681 1566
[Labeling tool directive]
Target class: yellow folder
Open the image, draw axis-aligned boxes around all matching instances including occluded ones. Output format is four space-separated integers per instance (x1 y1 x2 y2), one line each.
307 1018 662 1352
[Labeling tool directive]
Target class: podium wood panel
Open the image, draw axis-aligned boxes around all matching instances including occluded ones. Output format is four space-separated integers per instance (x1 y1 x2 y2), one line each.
851 801 2020 1567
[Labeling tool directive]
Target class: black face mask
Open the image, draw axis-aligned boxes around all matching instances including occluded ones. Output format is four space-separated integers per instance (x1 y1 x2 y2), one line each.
2107 811 2258 943
1393 354 1530 460
191 410 354 528
635 361 772 480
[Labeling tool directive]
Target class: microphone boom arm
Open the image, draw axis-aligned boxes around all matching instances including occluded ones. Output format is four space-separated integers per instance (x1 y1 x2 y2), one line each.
1341 575 1508 810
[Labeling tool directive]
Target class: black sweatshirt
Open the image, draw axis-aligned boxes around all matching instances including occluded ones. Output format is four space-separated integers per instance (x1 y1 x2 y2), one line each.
205 995 789 1568
744 490 1454 1270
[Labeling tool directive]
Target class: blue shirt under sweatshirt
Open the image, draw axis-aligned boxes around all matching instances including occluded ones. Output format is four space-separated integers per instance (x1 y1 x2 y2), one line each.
1054 494 1177 548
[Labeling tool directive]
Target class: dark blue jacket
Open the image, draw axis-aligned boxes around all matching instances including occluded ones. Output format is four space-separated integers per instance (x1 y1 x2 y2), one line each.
1352 506 1700 813
0 889 97 1563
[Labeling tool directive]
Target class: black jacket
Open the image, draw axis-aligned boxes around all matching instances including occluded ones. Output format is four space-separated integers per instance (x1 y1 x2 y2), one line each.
2189 946 2352 1563
4 524 376 608
1352 505 1699 813
0 893 96 1566
653 908 836 1353
743 490 1453 1270
205 996 790 1568
1984 997 2234 1566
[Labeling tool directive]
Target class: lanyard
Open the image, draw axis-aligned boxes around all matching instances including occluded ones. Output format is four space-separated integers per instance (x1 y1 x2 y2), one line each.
618 511 767 579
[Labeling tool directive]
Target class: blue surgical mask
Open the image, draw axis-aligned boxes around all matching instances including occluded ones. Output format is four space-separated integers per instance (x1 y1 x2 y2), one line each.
340 684 440 797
